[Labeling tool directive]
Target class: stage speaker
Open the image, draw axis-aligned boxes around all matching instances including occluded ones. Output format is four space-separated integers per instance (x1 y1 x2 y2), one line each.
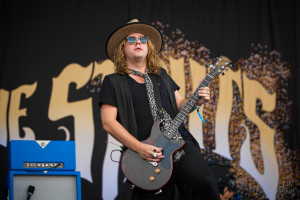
8 171 81 200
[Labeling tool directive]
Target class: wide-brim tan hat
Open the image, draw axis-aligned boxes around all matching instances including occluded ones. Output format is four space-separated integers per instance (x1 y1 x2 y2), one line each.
106 19 163 60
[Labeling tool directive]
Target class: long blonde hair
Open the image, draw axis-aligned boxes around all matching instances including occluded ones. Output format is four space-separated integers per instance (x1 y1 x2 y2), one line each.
112 38 162 75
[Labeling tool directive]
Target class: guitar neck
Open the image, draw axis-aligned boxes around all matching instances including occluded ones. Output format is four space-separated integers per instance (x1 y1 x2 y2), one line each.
165 74 213 138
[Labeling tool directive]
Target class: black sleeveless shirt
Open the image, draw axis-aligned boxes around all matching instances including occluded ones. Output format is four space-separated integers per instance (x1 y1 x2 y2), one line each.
99 72 179 141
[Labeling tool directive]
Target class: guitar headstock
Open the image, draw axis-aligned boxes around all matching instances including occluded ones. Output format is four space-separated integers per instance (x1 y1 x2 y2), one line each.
208 56 232 78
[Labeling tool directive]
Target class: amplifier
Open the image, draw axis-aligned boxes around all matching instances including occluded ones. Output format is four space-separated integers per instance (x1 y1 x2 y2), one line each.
8 140 76 171
8 170 81 200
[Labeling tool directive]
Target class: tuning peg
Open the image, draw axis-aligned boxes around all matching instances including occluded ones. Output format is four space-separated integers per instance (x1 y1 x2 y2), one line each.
210 64 214 68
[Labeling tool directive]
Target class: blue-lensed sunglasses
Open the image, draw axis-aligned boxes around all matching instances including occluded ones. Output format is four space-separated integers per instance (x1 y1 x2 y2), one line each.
126 36 148 44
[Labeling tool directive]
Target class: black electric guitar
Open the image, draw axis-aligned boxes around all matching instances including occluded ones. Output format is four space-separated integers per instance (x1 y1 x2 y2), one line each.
121 56 231 191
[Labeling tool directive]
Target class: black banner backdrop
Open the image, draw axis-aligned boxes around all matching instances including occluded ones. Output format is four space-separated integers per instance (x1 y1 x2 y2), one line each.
0 0 299 199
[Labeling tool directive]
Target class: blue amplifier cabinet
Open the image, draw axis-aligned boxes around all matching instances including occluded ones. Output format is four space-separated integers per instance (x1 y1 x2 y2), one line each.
8 170 81 200
8 140 76 171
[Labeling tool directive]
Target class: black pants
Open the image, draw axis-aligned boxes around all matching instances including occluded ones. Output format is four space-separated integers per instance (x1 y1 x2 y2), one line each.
134 141 220 200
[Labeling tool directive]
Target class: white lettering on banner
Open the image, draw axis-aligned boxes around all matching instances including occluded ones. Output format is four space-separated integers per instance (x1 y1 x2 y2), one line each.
180 59 206 148
49 63 95 182
168 57 185 98
101 134 122 200
164 58 278 200
9 83 37 141
47 60 115 183
91 60 115 80
0 89 9 147
214 68 242 159
240 72 278 200
91 60 120 199
0 58 279 200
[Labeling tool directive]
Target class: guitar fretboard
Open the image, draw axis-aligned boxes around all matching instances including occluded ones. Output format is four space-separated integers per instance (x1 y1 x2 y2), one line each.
164 74 213 139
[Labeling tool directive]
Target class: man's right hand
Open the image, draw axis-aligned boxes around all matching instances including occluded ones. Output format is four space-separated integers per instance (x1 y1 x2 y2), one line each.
136 142 164 162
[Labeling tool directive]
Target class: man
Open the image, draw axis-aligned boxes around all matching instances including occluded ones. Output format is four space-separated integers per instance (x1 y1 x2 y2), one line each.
99 19 220 199
217 175 237 200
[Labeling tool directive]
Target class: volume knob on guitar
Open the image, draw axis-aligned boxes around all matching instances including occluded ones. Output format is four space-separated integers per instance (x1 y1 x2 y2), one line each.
149 176 155 182
155 168 160 174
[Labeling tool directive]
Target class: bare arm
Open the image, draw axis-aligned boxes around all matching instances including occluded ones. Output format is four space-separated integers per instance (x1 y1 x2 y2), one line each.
101 103 164 162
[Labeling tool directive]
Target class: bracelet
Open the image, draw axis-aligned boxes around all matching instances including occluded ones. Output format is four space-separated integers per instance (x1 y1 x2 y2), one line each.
193 106 205 122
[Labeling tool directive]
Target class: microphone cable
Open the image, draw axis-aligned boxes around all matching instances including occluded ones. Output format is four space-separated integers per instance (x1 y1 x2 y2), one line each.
26 185 35 200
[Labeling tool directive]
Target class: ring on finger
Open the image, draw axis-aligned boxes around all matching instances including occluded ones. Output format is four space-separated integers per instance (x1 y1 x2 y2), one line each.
152 152 157 158
153 148 157 152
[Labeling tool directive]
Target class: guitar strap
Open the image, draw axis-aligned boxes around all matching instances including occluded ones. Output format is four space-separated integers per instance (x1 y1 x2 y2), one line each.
129 68 172 126
129 69 182 138
130 68 185 161
148 74 164 120
149 73 186 162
